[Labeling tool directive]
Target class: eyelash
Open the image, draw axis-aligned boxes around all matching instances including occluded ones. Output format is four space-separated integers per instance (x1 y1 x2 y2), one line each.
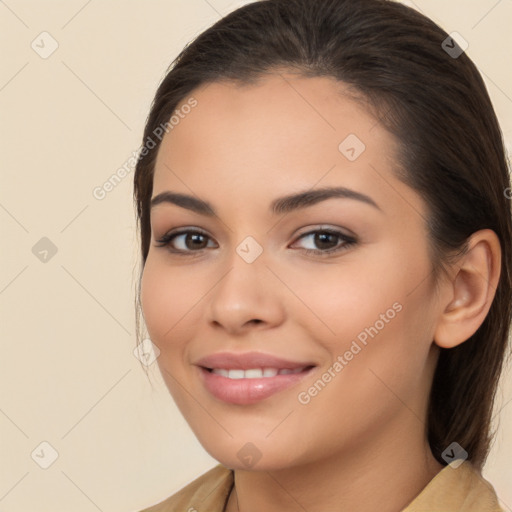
154 227 357 258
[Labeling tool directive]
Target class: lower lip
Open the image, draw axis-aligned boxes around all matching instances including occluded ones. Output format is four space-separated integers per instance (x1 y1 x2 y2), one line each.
198 367 315 405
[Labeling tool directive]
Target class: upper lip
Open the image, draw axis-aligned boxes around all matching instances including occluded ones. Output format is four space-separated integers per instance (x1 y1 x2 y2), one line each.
194 351 316 370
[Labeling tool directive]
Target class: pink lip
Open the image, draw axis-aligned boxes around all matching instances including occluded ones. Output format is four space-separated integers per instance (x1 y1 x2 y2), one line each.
194 351 316 405
194 351 315 370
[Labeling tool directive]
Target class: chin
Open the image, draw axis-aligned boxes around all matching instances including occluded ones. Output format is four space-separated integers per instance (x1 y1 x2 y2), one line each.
196 435 305 472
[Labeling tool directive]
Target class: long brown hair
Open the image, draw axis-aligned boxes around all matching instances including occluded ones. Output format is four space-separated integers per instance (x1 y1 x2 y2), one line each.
133 0 512 470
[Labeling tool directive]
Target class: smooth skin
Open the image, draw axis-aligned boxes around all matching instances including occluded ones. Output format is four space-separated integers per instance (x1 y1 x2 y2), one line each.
140 72 501 512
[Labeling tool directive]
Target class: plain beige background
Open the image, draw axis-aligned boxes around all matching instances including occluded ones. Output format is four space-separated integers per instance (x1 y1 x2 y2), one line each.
0 0 511 511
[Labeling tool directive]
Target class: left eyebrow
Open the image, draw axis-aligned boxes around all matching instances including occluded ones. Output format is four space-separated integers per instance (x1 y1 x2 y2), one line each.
270 186 382 215
149 186 382 216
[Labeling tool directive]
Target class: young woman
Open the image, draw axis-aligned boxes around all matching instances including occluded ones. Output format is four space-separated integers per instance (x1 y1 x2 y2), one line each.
133 0 511 510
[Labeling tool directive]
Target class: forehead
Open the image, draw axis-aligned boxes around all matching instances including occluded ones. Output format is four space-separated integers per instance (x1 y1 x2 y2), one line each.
150 73 427 226
187 73 369 119
154 74 394 181
169 73 379 145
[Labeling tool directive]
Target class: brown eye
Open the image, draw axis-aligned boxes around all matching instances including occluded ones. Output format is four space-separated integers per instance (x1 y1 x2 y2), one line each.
155 229 216 254
293 229 357 257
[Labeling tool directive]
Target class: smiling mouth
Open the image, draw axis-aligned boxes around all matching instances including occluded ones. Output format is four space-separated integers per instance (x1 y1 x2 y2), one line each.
204 366 314 379
198 365 316 404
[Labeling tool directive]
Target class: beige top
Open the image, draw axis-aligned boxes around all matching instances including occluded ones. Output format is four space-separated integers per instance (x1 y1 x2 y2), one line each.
139 461 504 512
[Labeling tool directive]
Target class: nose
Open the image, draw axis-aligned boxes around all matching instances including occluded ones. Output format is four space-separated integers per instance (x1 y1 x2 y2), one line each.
205 251 286 336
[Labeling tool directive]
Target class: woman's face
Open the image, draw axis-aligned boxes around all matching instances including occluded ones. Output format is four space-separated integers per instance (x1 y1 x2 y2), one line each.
140 73 444 470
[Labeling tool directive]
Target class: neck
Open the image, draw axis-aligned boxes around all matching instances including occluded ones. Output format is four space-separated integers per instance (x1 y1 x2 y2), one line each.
225 416 443 512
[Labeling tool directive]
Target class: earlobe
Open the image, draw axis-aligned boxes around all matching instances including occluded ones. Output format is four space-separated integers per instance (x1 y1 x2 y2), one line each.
433 229 501 349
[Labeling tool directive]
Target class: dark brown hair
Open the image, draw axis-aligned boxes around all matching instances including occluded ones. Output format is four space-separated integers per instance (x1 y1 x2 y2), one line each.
133 0 512 470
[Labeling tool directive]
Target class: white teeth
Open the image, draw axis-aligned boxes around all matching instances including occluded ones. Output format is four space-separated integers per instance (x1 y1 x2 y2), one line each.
228 369 245 379
245 368 264 379
210 367 306 379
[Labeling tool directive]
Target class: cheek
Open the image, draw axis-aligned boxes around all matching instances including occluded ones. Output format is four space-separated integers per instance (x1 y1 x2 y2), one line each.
328 284 434 411
292 241 435 383
140 256 202 350
140 258 205 408
140 258 165 341
292 298 433 449
286 254 409 347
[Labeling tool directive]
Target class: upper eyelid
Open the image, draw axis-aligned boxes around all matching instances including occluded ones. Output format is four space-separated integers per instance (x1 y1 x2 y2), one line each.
157 225 353 238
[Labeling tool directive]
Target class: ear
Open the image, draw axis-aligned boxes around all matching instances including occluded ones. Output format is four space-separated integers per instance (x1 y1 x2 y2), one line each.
434 229 502 349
